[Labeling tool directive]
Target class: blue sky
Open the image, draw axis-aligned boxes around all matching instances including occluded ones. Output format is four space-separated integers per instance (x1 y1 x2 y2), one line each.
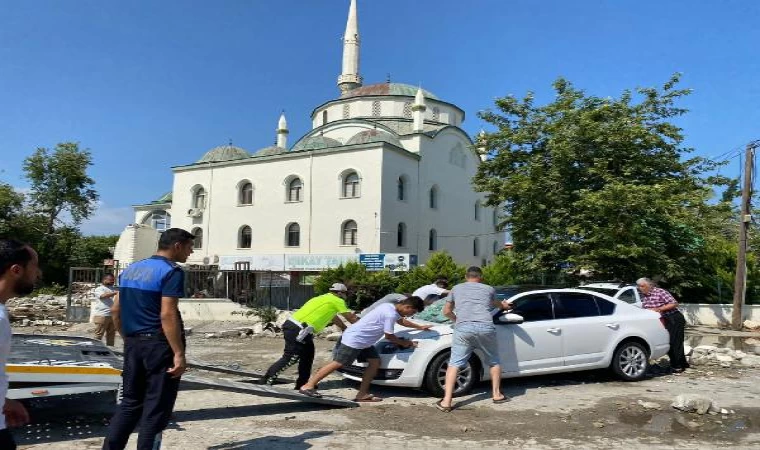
1 0 758 235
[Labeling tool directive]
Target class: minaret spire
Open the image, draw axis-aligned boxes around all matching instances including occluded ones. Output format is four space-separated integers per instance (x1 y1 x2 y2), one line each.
276 112 288 149
337 0 362 94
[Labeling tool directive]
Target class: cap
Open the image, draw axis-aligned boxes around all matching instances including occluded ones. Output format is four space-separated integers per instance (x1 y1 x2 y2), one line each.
329 283 348 292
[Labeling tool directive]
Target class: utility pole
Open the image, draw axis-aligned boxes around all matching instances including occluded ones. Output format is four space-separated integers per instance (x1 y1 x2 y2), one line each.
732 142 757 330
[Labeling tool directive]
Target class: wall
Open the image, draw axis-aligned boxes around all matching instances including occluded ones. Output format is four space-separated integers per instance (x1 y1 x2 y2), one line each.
312 97 463 128
112 224 160 267
680 304 760 326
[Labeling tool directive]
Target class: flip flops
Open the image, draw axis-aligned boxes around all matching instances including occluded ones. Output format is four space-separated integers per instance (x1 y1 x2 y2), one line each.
354 395 383 402
493 396 511 404
435 400 453 412
298 388 322 398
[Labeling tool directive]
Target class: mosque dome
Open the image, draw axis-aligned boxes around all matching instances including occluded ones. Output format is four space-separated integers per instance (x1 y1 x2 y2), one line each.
292 135 342 151
346 129 402 147
197 145 250 163
340 83 439 100
254 146 287 157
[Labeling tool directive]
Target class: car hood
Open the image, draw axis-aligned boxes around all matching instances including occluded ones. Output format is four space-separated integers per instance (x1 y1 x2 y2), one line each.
395 322 453 339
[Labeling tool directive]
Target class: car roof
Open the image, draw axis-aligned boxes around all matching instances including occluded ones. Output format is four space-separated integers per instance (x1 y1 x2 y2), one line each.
507 288 629 306
580 282 634 290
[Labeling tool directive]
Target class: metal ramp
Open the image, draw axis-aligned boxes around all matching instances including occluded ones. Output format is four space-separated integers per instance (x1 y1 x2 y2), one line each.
8 334 356 407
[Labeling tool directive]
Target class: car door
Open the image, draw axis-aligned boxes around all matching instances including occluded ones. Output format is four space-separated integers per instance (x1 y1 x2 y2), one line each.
497 293 563 373
552 292 619 367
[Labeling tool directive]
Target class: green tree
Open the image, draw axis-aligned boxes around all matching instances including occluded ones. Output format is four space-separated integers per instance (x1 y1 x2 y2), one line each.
70 235 119 267
482 251 527 286
395 252 465 294
23 142 98 237
474 74 732 288
0 182 24 228
313 262 400 309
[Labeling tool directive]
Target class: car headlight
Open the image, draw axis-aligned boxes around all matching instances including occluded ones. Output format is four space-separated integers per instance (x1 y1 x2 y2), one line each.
379 342 415 354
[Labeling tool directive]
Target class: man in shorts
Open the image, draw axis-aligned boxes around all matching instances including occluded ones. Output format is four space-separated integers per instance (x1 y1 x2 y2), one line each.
298 297 428 402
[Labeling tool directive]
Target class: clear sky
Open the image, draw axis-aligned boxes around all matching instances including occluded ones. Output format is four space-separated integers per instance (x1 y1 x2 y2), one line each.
1 0 758 235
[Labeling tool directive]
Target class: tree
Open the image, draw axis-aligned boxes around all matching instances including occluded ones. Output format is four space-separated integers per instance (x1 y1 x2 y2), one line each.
313 262 400 309
474 74 733 288
23 142 98 237
482 251 527 286
70 235 120 267
395 252 465 294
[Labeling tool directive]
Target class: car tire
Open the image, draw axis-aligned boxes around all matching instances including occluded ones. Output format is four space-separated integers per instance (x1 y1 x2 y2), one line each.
610 340 649 381
423 351 480 397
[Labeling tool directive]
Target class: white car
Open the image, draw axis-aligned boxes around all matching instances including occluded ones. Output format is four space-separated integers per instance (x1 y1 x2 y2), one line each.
577 282 642 307
339 289 669 397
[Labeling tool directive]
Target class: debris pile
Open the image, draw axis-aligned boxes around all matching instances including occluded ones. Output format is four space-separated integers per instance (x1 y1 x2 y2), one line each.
687 345 760 368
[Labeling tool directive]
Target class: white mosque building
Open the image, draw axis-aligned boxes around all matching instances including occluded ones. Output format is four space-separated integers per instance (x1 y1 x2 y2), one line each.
123 0 503 273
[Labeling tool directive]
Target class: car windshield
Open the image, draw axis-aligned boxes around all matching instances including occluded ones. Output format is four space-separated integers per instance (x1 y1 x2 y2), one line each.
578 286 618 296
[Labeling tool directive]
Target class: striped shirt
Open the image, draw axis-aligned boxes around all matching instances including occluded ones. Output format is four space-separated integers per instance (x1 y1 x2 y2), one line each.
641 287 679 317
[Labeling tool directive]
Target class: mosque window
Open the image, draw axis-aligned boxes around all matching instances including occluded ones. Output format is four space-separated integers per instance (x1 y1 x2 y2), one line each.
343 103 350 119
286 223 300 247
287 177 303 202
322 110 328 125
403 102 412 119
372 101 381 117
239 182 253 205
143 210 171 232
192 187 206 209
429 229 437 251
192 227 203 249
397 223 406 247
342 171 361 198
239 226 252 249
429 185 438 209
473 238 480 257
342 220 358 246
432 107 440 121
475 201 481 221
397 176 406 201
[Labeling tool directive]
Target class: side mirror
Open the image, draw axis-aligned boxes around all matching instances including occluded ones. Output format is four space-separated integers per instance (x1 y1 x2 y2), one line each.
498 313 524 324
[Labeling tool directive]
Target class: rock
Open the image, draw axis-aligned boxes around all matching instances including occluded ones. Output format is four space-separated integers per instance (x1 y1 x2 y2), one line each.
720 408 734 415
714 347 732 354
746 338 760 346
184 327 193 336
715 354 735 363
592 421 605 428
20 319 31 327
672 394 714 415
734 351 746 360
740 355 760 367
743 320 760 330
693 345 717 354
204 333 218 339
689 355 710 366
637 400 662 410
325 332 342 342
683 345 693 356
217 330 240 338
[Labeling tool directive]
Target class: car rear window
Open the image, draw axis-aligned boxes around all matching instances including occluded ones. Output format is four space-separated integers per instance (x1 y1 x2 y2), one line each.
596 298 616 315
553 292 600 318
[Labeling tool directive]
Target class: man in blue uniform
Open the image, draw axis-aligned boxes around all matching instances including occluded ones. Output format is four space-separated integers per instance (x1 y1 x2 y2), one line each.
103 228 194 450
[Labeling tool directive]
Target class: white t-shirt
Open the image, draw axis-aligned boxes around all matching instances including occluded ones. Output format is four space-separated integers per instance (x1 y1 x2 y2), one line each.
92 285 116 317
412 284 447 300
341 303 399 349
0 304 12 430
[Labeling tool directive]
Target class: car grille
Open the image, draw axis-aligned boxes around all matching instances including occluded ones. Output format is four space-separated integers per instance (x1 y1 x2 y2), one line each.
337 365 403 380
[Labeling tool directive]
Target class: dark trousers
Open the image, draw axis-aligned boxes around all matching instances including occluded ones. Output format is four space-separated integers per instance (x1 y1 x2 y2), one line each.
664 311 688 370
103 335 181 450
0 428 16 450
262 321 315 389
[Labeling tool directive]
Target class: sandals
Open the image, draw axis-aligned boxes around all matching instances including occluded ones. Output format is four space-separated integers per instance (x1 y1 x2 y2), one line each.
354 395 383 403
435 399 453 412
493 396 511 404
298 388 323 398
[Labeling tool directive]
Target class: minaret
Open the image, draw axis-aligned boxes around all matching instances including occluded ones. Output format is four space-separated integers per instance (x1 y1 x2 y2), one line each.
412 88 427 132
276 112 288 149
337 0 362 93
477 128 488 161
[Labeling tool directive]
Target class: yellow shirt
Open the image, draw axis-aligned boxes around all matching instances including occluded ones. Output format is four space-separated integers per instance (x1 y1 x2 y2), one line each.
292 292 351 332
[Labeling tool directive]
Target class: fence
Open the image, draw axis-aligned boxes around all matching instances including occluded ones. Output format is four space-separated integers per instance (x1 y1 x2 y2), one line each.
67 265 316 322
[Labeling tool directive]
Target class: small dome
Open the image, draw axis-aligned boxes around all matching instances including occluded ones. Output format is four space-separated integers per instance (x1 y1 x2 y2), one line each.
254 146 287 157
346 129 402 147
292 135 342 151
197 145 250 163
341 83 439 100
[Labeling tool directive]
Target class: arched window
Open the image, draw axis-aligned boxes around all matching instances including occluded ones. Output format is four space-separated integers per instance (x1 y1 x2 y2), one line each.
429 186 438 209
474 201 481 221
193 187 206 209
397 176 406 201
286 223 300 247
342 171 360 198
493 241 499 255
142 210 171 232
473 238 480 257
192 227 203 249
239 226 252 249
322 110 328 125
342 103 350 119
493 209 499 229
372 100 381 117
239 182 253 205
397 223 406 247
342 220 358 246
432 107 440 121
429 229 437 251
287 177 303 202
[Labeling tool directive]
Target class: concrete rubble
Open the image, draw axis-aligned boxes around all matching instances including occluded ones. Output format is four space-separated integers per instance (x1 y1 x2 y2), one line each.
687 344 760 368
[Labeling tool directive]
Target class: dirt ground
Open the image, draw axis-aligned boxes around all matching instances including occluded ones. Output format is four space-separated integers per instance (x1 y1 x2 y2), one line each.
11 322 760 449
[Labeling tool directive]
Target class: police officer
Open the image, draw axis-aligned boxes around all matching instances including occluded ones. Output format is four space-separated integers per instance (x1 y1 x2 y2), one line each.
103 228 194 450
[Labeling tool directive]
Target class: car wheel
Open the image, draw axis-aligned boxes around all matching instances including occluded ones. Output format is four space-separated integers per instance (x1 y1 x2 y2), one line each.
423 351 479 397
611 341 649 381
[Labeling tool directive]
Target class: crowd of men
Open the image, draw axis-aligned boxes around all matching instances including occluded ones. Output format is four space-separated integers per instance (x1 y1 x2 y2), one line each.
0 229 691 449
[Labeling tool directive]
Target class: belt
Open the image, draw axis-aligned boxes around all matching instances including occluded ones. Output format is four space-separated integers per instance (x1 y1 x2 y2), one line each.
128 332 163 338
287 317 307 329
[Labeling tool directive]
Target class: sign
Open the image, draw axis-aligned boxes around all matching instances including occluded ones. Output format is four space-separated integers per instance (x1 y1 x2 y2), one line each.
285 254 357 271
359 253 411 271
256 272 290 288
219 255 285 271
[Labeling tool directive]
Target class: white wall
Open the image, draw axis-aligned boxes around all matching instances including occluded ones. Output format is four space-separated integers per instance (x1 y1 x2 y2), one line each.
312 97 463 128
113 224 160 266
680 304 760 326
170 147 384 264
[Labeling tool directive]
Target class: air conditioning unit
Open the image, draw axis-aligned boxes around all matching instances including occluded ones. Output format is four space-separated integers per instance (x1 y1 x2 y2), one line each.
202 256 210 265
212 255 219 264
187 208 204 218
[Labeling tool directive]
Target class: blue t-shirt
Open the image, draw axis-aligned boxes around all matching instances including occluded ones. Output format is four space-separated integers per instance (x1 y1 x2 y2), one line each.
118 255 185 336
